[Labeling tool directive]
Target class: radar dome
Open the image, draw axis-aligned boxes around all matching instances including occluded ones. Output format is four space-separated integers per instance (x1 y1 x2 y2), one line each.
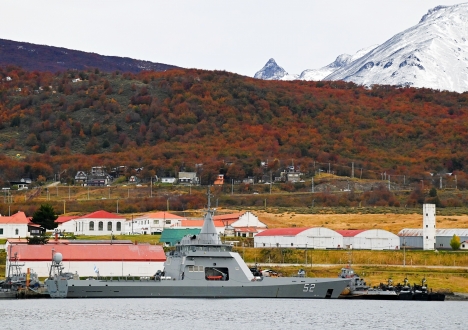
53 252 63 263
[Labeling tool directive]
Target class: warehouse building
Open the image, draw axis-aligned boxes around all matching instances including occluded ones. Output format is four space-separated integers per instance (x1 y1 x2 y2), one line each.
5 239 166 277
399 228 468 250
254 227 343 249
336 229 400 250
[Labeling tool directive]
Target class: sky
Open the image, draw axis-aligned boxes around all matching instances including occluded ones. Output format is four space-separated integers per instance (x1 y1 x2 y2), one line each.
3 0 466 77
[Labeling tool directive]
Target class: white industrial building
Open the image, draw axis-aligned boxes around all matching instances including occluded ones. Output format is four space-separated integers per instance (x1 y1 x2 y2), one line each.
336 229 400 250
398 203 468 250
399 229 468 250
5 239 166 277
254 227 343 249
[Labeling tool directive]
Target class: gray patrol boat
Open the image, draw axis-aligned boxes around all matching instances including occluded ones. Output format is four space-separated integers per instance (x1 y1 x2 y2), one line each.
45 194 349 299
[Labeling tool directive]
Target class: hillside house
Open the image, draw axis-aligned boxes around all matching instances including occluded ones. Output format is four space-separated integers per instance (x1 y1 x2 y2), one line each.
178 172 199 185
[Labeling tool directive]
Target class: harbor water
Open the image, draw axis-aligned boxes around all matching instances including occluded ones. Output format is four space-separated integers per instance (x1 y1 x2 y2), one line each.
0 298 467 329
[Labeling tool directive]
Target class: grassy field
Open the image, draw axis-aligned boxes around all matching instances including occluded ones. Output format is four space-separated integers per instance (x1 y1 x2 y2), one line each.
238 209 468 234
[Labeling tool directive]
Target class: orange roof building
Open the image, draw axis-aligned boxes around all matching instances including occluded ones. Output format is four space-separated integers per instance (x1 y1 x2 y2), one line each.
57 210 127 236
6 240 165 277
0 211 32 238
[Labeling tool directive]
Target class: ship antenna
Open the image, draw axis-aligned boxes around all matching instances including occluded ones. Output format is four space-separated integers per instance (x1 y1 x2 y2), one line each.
206 186 213 210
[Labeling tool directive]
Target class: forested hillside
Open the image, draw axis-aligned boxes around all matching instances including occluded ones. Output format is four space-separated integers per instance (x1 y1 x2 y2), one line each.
0 65 468 187
0 39 179 73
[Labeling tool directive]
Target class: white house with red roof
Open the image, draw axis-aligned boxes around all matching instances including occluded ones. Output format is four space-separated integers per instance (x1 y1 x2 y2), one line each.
336 229 400 250
0 211 31 238
179 211 267 237
127 212 187 235
254 227 343 249
5 239 166 277
57 210 126 236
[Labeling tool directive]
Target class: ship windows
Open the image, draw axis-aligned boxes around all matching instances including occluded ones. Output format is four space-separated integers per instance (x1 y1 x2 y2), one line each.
165 220 171 225
15 228 19 235
107 222 112 231
98 221 103 231
188 266 203 272
116 222 121 231
89 221 94 231
154 220 159 224
205 267 229 281
0 228 3 235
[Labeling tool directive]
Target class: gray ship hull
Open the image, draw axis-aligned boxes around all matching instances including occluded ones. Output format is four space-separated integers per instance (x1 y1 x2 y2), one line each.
62 277 349 299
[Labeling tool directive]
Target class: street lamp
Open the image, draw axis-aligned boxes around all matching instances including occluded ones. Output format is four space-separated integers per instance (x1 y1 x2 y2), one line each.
403 239 406 267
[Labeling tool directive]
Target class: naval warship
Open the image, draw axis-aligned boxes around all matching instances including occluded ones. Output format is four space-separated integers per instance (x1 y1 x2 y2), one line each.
46 193 350 299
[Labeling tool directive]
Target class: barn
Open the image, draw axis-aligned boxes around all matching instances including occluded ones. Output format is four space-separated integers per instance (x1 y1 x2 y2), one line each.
5 239 166 277
253 227 343 249
336 229 400 250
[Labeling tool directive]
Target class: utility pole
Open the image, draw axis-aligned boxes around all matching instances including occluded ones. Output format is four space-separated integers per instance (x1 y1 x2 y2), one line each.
455 175 458 190
388 176 391 190
150 177 153 197
351 162 354 178
440 176 442 189
311 177 314 193
328 162 331 174
231 179 233 195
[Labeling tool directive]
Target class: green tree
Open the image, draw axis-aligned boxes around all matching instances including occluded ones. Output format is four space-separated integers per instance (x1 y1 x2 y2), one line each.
450 234 461 250
31 204 58 230
429 187 437 197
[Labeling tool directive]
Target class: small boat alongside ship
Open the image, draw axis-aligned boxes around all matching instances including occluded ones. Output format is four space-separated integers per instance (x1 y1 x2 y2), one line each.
1 251 45 299
45 192 350 299
339 267 445 301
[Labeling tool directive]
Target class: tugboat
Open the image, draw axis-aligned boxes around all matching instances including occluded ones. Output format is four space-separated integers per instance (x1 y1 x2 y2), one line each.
45 190 350 299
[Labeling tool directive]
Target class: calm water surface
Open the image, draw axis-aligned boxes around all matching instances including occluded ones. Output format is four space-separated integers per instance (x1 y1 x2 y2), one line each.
1 298 466 330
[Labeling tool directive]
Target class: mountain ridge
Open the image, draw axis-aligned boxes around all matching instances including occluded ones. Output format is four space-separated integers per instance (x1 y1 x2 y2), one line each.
0 38 180 73
254 3 468 93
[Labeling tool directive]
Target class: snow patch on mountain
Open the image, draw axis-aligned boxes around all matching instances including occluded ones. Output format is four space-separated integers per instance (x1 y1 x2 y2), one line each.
298 45 377 81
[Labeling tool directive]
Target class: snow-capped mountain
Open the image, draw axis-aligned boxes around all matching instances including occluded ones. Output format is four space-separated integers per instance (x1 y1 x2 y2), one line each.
298 45 377 81
255 3 468 93
254 58 297 80
326 3 468 92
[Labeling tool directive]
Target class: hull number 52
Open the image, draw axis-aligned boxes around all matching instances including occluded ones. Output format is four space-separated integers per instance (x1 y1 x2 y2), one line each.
303 283 315 292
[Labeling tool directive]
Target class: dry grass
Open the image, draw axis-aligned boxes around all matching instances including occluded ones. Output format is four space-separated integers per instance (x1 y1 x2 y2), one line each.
251 211 468 234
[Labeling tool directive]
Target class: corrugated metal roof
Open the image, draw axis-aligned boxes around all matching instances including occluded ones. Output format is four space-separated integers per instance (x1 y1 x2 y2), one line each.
255 227 310 237
335 230 366 237
180 220 226 228
398 228 468 237
8 244 165 261
160 228 201 240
